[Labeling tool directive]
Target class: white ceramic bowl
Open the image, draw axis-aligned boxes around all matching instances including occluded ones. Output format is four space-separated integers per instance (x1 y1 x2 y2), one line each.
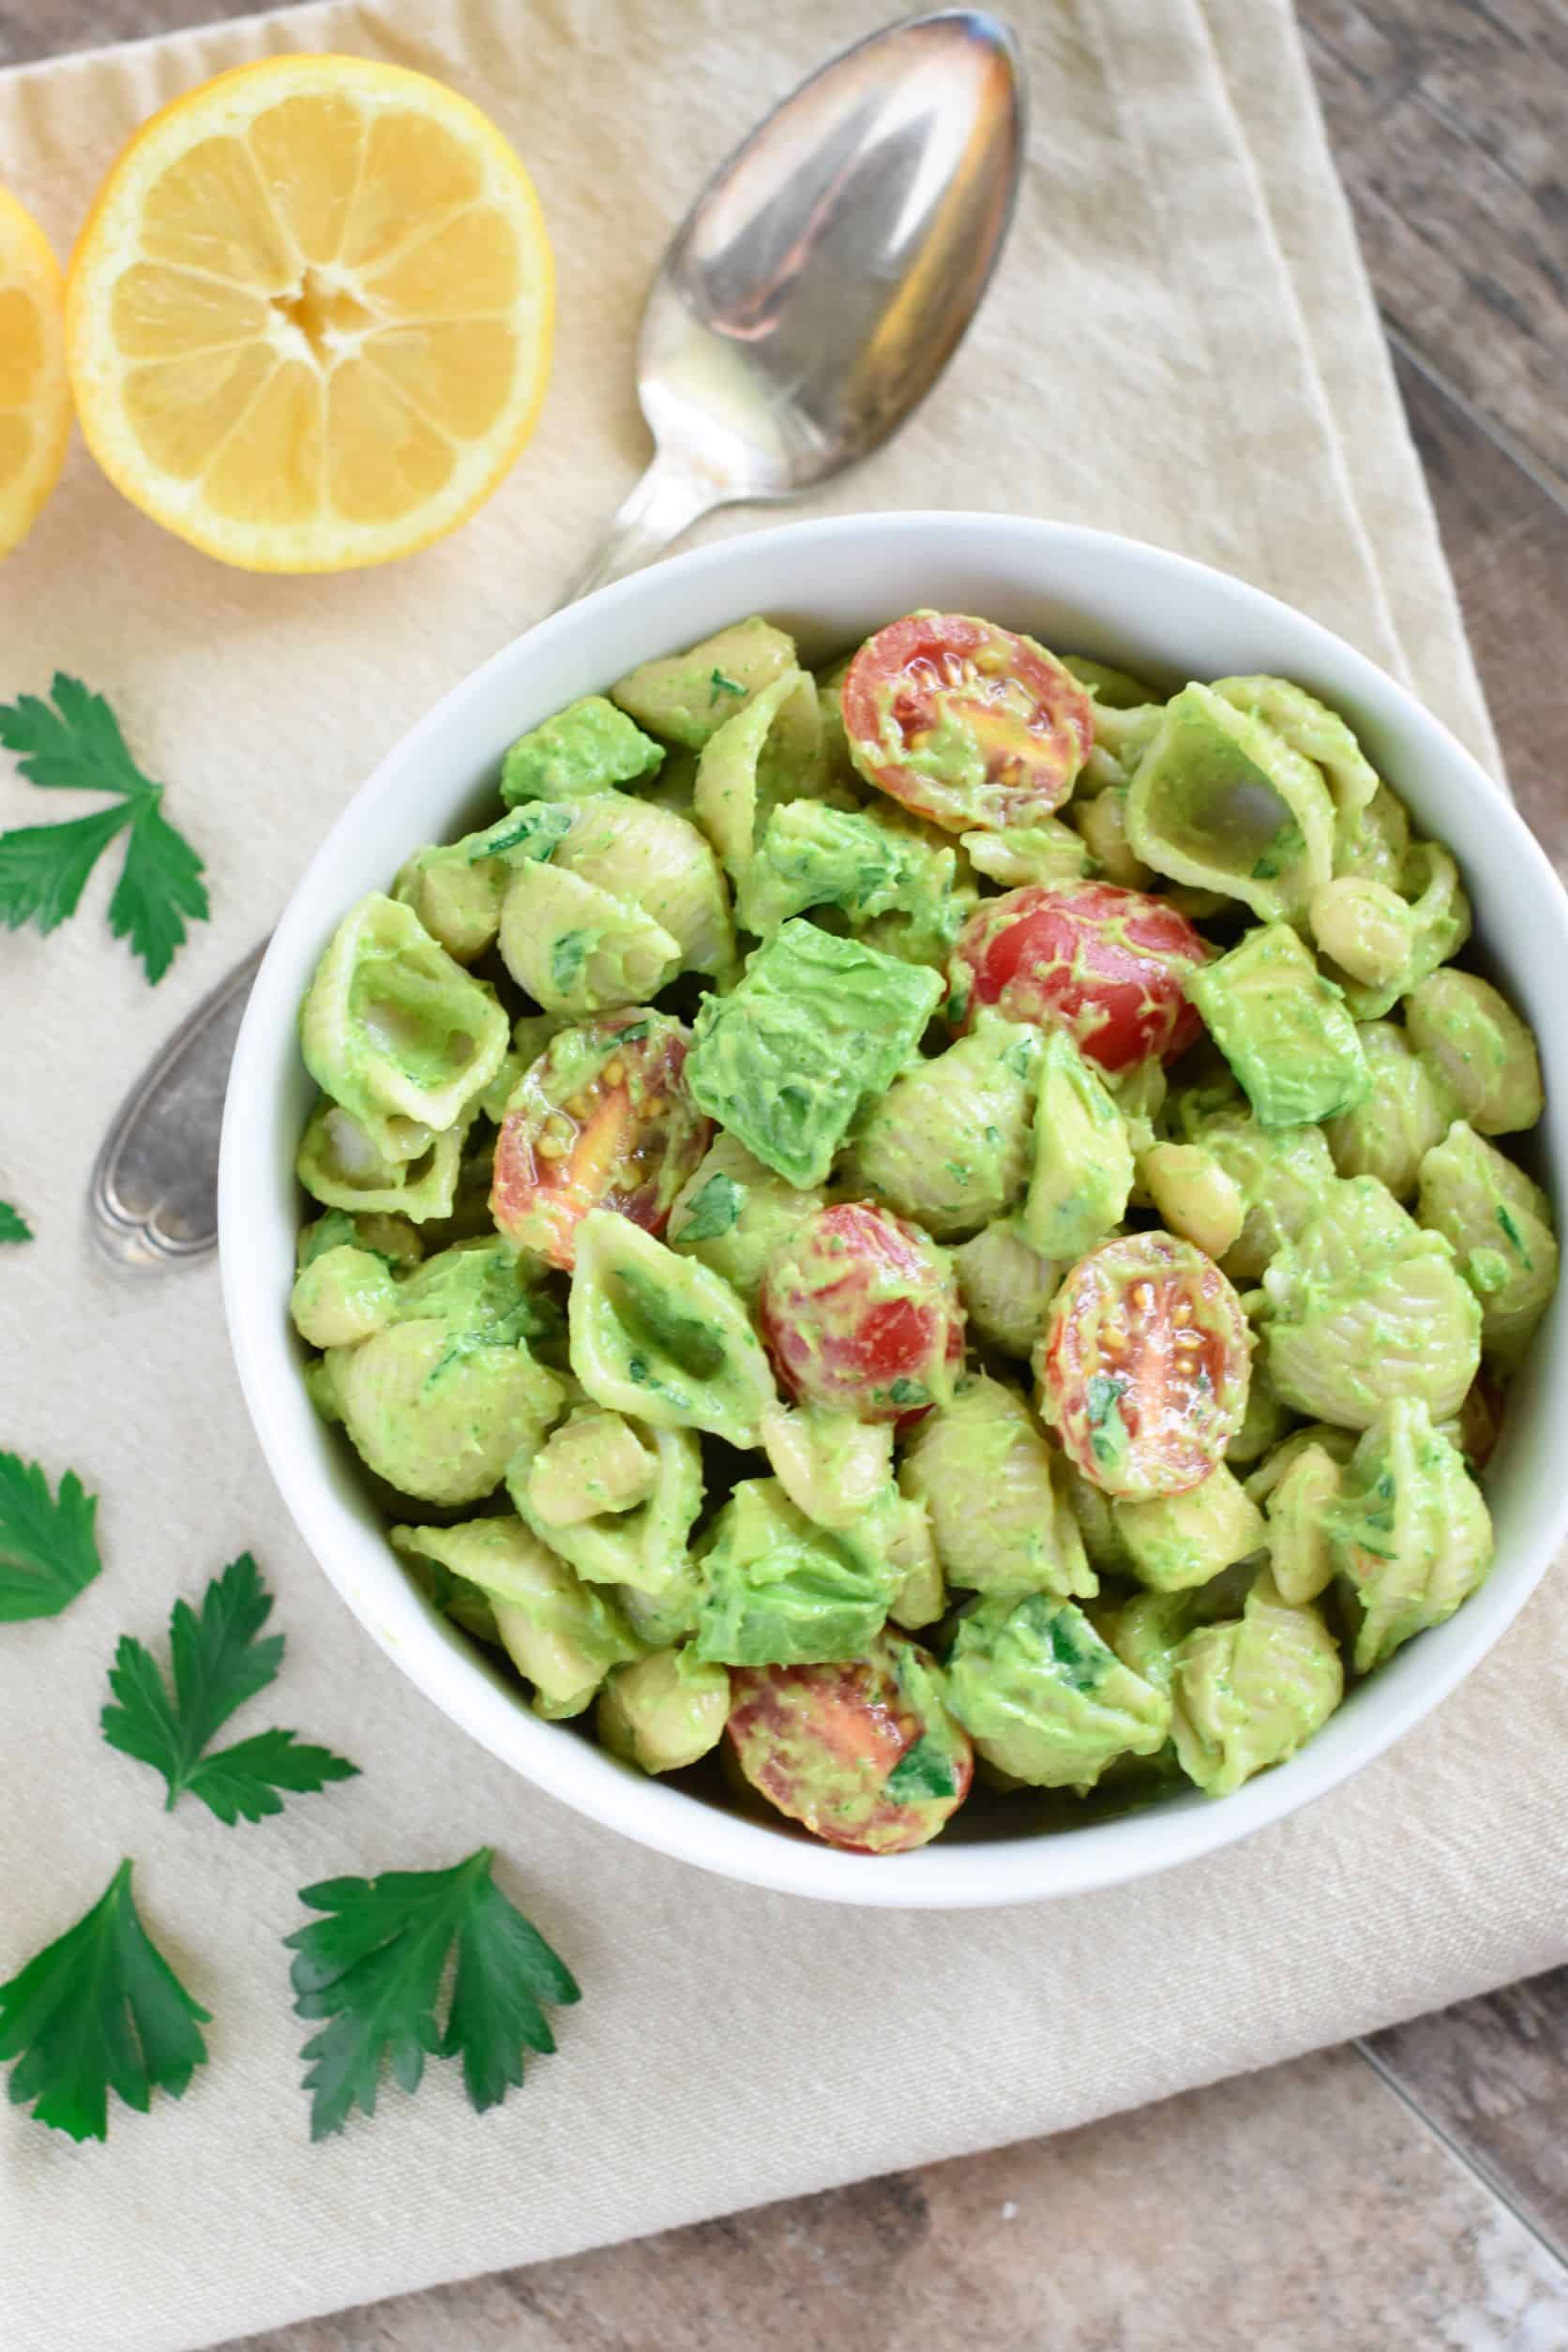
220 512 1568 1907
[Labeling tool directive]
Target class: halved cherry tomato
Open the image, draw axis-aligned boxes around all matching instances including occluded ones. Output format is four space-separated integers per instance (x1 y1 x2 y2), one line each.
1036 1230 1251 1499
841 612 1093 834
491 1010 711 1269
950 882 1211 1073
727 1633 973 1854
758 1201 964 1423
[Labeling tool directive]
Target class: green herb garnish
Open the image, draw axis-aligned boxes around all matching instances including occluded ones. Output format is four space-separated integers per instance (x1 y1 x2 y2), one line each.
475 804 574 863
0 675 208 982
708 669 746 704
1047 1606 1103 1688
1085 1373 1127 1427
101 1553 359 1824
1497 1204 1530 1264
885 1736 958 1802
0 1860 210 2140
0 1200 31 1244
677 1170 745 1243
284 1847 580 2139
550 929 589 994
888 1377 927 1409
0 1451 102 1622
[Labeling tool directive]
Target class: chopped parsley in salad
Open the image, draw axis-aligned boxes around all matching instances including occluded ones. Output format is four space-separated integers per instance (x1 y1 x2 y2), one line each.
288 611 1553 1853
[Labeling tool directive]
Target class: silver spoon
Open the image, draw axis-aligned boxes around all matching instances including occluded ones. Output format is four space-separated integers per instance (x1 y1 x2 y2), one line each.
89 6 1027 1266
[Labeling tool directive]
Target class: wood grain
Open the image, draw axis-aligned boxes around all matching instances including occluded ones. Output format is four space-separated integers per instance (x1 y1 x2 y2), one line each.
218 2045 1568 2352
1395 344 1568 868
1300 0 1568 495
1364 1967 1568 2265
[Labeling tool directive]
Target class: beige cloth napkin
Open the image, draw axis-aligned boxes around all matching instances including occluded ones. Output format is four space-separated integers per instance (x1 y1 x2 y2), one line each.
0 4 1547 2348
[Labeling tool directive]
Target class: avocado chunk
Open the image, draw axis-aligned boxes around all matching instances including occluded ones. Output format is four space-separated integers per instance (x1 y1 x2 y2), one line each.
1186 923 1370 1129
1023 1029 1135 1260
693 1478 897 1666
1126 682 1335 921
500 695 663 804
744 797 957 940
686 919 942 1187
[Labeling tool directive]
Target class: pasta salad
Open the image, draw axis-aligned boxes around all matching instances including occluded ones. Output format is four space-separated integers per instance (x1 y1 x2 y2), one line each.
289 611 1555 1853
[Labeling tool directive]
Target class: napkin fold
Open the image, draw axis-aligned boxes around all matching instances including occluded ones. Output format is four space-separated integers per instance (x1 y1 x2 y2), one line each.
0 5 1548 2350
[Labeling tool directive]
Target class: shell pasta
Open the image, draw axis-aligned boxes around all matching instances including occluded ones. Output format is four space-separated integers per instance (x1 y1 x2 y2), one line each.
288 608 1555 1852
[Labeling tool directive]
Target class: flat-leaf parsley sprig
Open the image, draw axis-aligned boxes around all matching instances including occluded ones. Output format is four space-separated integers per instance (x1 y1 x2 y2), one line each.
0 1450 102 1622
0 1860 210 2141
285 1847 580 2138
101 1552 360 1824
0 673 208 983
0 1200 31 1243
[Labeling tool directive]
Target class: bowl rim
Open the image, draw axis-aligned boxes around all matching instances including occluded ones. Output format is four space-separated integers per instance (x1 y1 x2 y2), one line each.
219 506 1568 1908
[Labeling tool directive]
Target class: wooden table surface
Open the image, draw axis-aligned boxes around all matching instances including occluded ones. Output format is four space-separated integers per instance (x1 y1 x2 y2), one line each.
8 2 1566 2345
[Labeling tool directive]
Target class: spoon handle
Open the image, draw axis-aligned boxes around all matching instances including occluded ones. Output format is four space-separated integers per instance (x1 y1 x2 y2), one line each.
555 456 720 605
88 457 720 1270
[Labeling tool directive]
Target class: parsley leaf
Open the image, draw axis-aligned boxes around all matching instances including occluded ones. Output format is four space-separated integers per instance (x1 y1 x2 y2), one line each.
0 1451 102 1621
0 1200 32 1243
550 928 588 995
478 804 574 863
1085 1372 1127 1427
885 1736 958 1802
677 1169 745 1242
0 674 209 983
100 1552 359 1823
0 1860 210 2140
708 669 746 704
284 1847 580 2139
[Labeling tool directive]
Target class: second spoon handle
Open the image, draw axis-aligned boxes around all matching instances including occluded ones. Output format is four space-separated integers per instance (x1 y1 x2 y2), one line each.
90 462 724 1269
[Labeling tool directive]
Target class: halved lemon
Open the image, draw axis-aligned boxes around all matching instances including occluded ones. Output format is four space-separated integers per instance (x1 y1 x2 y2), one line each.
0 188 71 560
66 54 554 572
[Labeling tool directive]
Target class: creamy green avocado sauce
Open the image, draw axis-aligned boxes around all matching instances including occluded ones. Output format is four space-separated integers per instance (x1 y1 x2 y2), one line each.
290 607 1548 1853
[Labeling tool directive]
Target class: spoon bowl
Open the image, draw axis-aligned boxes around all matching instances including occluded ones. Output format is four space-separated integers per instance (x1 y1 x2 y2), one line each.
642 9 1026 497
560 7 1025 596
